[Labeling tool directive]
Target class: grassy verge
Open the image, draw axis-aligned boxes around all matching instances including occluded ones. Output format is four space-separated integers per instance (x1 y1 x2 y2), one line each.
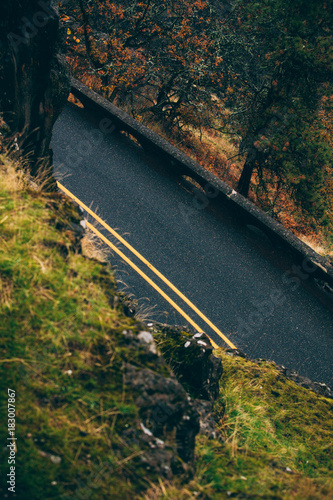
0 157 177 499
148 331 333 499
196 352 333 499
0 155 332 499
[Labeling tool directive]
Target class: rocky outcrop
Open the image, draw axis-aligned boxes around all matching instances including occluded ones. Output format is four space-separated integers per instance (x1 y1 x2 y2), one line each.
150 325 223 440
153 325 223 401
277 365 333 399
0 1 70 181
124 364 199 471
121 329 200 477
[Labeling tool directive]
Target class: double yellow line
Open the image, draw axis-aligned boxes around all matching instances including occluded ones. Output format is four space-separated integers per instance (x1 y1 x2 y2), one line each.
57 181 236 350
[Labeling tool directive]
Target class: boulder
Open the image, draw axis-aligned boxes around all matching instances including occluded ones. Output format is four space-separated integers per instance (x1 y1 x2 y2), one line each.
153 325 223 401
120 324 224 473
124 363 199 469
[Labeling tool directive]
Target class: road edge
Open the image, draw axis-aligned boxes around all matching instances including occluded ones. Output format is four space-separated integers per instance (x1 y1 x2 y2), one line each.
70 77 333 289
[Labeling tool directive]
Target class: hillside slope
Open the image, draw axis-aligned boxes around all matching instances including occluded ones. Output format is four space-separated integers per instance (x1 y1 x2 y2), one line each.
0 154 332 499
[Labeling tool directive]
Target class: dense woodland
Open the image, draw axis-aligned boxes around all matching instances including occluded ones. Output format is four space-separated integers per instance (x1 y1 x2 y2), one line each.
58 0 333 248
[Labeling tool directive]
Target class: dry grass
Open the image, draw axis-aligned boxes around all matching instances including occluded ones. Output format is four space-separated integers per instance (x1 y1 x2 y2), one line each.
0 154 25 192
298 234 333 257
81 225 110 262
0 277 13 310
141 481 196 500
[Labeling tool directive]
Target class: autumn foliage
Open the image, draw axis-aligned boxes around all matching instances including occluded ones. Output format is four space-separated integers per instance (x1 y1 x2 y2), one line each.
58 0 333 247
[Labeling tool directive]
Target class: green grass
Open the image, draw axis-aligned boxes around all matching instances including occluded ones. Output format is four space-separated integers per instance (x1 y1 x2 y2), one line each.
1 155 333 499
192 352 333 499
0 157 174 499
150 330 333 499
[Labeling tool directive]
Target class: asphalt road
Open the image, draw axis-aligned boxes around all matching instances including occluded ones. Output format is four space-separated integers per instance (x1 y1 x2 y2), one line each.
51 104 333 387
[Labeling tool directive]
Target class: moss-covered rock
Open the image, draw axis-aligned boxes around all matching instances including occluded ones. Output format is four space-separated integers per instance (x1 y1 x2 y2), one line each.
153 325 223 401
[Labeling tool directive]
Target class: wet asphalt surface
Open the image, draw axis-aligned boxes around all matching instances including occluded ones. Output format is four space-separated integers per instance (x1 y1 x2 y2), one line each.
51 104 333 387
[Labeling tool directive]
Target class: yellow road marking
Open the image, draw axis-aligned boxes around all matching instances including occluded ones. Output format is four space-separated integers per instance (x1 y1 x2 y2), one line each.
57 181 236 349
87 221 219 348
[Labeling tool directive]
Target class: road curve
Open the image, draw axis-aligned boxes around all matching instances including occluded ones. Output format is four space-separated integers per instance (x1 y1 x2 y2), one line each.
51 103 333 387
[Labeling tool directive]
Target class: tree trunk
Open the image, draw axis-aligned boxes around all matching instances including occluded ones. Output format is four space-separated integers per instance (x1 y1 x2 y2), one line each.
0 1 70 185
237 149 257 197
154 74 177 114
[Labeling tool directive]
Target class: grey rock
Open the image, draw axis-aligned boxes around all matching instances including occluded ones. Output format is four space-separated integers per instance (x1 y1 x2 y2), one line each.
193 399 220 440
123 363 199 470
153 325 223 402
138 331 154 344
138 331 157 354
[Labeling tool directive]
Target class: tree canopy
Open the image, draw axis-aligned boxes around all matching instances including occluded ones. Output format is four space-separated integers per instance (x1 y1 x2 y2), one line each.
221 0 333 225
58 0 333 233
